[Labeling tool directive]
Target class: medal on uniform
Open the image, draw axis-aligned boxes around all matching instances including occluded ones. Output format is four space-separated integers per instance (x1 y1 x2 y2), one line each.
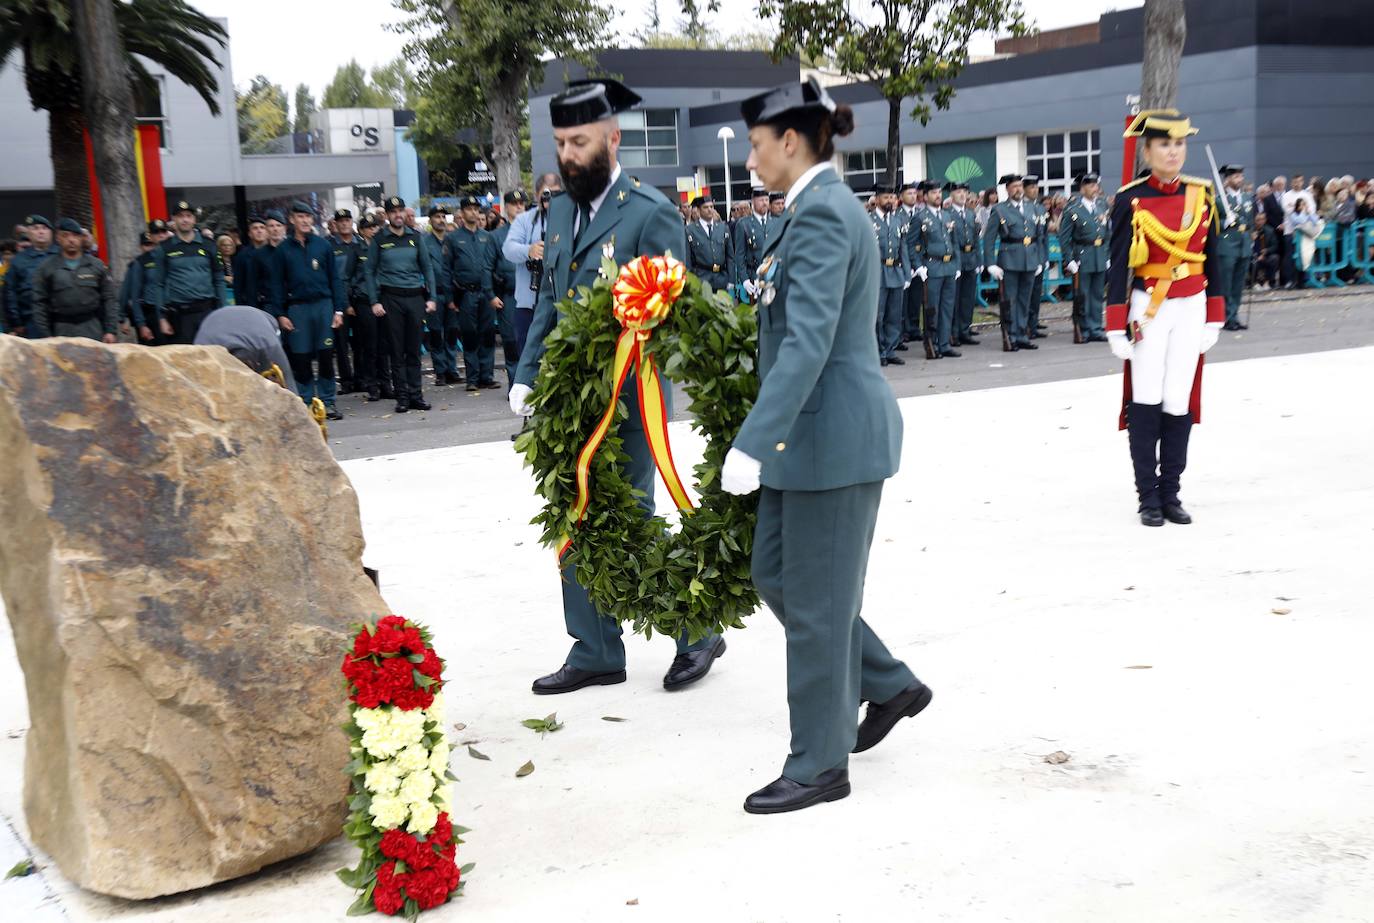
311 258 319 270
1023 236 1032 245
762 287 776 306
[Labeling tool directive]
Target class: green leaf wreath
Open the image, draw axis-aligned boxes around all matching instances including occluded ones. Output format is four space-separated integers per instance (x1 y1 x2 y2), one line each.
514 255 760 643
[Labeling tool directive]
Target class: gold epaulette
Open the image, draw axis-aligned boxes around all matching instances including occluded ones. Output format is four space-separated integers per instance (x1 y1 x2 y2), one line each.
1180 174 1213 189
1117 176 1148 195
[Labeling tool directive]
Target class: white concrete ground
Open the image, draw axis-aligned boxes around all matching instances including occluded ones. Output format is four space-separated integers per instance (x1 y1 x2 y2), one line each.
2 348 1372 922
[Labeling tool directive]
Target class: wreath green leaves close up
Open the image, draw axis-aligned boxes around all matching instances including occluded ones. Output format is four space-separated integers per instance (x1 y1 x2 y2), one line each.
514 256 760 643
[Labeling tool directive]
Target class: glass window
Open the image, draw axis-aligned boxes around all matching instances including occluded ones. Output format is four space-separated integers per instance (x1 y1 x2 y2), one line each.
841 149 900 191
135 75 169 151
1024 130 1102 199
619 108 677 167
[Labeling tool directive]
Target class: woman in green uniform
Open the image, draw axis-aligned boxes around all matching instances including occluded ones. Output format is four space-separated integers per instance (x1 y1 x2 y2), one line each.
722 78 933 815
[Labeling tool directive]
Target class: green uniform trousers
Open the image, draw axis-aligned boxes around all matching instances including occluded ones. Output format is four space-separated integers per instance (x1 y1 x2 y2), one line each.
1216 254 1248 325
752 481 916 784
560 385 717 672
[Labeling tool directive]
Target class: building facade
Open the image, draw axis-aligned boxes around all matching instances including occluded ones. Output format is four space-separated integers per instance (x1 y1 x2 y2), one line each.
0 20 422 234
530 0 1374 202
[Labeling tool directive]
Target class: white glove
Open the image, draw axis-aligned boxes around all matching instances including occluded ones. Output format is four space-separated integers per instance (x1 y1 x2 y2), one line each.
509 383 534 417
902 279 911 291
977 265 984 275
1107 331 1134 361
744 279 758 298
720 447 762 495
915 266 928 281
1200 321 1223 354
1066 260 1079 275
1035 263 1044 276
1106 259 1111 270
988 265 1004 281
955 270 961 280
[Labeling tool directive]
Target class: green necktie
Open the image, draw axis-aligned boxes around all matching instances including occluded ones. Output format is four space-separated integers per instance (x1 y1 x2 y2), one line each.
574 202 592 248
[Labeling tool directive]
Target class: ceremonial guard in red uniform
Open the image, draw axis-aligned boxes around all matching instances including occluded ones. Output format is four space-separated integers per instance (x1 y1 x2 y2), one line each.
1105 110 1226 527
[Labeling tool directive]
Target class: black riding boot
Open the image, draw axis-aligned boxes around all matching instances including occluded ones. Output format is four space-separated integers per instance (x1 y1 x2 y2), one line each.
1159 411 1194 524
1127 401 1164 526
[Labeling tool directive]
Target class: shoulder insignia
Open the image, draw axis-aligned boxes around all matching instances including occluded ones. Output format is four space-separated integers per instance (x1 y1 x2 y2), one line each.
1117 177 1148 194
617 190 627 202
1181 174 1213 189
632 178 641 188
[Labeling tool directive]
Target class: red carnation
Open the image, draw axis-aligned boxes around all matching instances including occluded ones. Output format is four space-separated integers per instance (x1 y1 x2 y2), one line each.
351 630 371 657
373 862 404 916
406 867 453 910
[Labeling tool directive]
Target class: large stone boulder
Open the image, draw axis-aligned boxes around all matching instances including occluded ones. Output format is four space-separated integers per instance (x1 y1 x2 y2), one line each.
0 338 382 899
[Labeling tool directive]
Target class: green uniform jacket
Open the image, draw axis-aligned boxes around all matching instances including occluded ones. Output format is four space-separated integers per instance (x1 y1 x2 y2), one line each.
898 205 923 268
30 252 119 337
870 209 912 288
150 232 226 316
948 205 980 271
1058 196 1110 273
735 168 903 491
423 231 452 307
514 169 685 389
492 225 517 295
685 219 732 292
1031 200 1049 266
913 206 960 278
3 245 55 330
443 226 496 304
365 226 437 305
732 212 772 286
117 254 150 327
982 200 1042 272
1215 188 1257 260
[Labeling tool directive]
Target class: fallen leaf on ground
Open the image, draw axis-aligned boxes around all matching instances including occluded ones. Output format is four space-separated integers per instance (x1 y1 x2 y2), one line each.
1044 751 1071 765
452 722 467 732
626 898 639 906
515 760 535 778
467 745 490 761
1125 665 1153 670
5 858 34 879
602 716 628 722
1272 607 1292 615
521 713 565 736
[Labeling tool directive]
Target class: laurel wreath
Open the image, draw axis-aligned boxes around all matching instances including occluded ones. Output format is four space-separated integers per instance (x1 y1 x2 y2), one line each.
513 257 760 643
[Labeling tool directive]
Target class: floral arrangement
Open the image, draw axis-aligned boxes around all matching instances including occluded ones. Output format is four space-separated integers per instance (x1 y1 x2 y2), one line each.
337 616 470 918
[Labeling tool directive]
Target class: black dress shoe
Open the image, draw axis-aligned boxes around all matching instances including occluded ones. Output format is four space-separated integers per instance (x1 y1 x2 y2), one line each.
1037 323 1048 331
895 343 909 351
663 636 726 690
410 397 432 412
433 376 448 387
962 336 980 345
887 356 906 366
1163 502 1192 524
481 380 501 390
325 405 344 421
1019 341 1039 350
445 371 465 384
394 399 410 413
1234 322 1249 330
1030 331 1047 339
1222 321 1239 331
744 769 850 815
532 664 627 695
939 348 962 358
365 390 382 402
880 357 889 367
466 382 480 392
1088 334 1109 342
380 388 397 400
854 681 933 753
1140 507 1165 527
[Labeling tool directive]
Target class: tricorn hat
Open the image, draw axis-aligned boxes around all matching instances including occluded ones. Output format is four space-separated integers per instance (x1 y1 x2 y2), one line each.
550 78 642 129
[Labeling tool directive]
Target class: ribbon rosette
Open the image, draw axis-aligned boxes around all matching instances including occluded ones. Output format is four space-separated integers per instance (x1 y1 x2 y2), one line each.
558 255 695 558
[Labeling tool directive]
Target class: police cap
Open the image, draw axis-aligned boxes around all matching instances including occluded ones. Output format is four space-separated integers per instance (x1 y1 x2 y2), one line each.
550 78 642 129
289 201 313 216
768 192 785 202
264 209 286 225
357 215 374 230
147 218 168 233
504 189 528 205
1021 174 1040 186
1219 164 1244 177
246 214 265 228
333 208 353 220
898 182 918 193
139 232 154 246
740 77 835 129
458 195 480 210
873 184 894 195
24 214 53 229
172 199 195 216
383 195 406 211
427 204 450 217
998 174 1023 186
1080 172 1101 185
751 186 768 199
690 195 714 209
56 218 83 234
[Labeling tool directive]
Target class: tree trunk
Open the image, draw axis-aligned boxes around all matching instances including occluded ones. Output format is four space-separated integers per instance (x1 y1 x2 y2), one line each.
50 107 94 231
1139 0 1187 170
486 69 526 206
73 0 143 285
885 96 902 189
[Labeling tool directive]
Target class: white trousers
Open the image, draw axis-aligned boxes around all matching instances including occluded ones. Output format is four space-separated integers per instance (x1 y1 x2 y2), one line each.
1129 289 1204 415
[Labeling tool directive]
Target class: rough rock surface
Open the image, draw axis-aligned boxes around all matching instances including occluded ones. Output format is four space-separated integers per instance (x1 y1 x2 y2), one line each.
0 338 383 899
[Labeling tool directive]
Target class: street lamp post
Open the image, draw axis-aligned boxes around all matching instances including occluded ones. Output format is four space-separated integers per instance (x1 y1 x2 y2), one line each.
717 126 735 213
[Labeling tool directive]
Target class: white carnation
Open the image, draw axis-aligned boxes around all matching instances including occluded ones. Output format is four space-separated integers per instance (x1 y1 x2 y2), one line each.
407 800 439 835
368 792 409 830
425 692 445 725
364 758 404 796
359 707 427 759
435 783 451 816
427 741 450 777
399 768 436 805
394 743 430 774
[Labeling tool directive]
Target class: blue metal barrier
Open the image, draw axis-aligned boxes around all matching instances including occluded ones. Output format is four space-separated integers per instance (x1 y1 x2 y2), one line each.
1304 223 1348 288
1347 220 1374 285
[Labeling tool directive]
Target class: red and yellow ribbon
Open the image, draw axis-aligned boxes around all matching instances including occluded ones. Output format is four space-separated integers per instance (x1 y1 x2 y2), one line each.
557 255 696 558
